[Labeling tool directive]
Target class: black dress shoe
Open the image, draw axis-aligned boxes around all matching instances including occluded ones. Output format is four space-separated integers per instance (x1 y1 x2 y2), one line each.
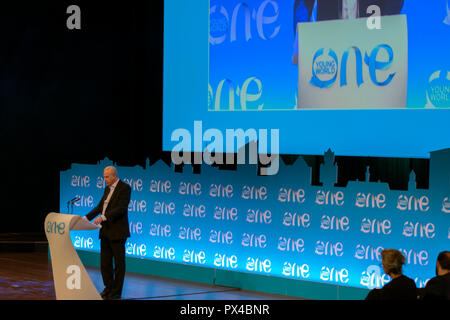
107 293 122 300
100 290 110 299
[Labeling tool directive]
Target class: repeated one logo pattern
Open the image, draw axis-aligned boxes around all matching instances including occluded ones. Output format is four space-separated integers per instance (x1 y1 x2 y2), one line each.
65 155 449 290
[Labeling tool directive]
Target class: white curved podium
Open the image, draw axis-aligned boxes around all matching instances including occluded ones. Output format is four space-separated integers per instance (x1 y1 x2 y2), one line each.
44 212 102 300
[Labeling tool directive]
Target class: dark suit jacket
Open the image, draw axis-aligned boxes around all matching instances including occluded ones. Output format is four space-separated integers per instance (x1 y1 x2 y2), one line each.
85 180 131 240
316 0 404 21
418 273 450 300
365 275 417 300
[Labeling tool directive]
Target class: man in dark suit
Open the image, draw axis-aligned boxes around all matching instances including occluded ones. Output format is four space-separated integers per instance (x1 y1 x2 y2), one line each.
418 251 450 300
84 166 131 300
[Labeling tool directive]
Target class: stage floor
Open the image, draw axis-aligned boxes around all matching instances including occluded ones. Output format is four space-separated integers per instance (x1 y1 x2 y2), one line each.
0 252 303 300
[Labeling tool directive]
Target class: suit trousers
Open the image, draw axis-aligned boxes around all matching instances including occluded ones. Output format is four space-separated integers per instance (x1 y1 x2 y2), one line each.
100 237 126 296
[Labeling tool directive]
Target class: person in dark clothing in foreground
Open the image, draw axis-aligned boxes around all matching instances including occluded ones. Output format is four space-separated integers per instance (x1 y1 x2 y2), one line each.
366 248 417 300
418 251 450 300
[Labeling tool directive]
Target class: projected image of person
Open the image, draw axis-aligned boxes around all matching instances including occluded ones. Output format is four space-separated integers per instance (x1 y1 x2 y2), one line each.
444 0 450 25
315 0 404 21
84 166 132 300
292 0 405 65
418 251 450 300
365 249 417 300
292 0 316 65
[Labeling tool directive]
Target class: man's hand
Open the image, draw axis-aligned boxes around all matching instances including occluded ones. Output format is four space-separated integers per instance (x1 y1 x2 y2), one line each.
93 216 103 225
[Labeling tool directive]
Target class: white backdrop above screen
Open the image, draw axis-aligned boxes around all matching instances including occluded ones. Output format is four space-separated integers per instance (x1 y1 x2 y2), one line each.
163 0 450 158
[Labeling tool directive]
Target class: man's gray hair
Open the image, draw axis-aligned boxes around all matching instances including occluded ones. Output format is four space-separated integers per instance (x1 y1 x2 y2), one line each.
104 166 118 177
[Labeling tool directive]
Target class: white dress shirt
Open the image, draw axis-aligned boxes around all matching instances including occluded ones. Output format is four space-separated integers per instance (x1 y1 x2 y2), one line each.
101 179 119 221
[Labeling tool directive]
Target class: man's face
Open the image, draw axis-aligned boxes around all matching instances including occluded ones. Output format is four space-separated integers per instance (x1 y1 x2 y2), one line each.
104 169 117 187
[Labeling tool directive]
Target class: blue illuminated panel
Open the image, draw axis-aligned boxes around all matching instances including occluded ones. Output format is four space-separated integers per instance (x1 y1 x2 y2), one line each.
61 149 450 292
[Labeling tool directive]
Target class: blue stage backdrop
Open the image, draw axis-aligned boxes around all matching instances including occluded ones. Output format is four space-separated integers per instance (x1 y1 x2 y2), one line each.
60 148 450 296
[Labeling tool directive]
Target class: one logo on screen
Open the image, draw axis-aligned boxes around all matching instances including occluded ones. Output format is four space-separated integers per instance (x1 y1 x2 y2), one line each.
179 226 202 241
153 201 176 215
360 218 391 235
71 175 90 188
183 203 206 218
73 236 94 249
214 206 238 221
183 249 206 264
208 77 264 111
179 181 202 196
355 192 386 209
278 187 305 203
278 237 304 253
210 229 233 245
402 221 435 239
246 257 272 273
149 223 171 237
122 177 143 191
153 245 175 260
246 208 272 224
396 195 430 212
46 221 65 235
399 248 429 266
444 0 450 25
242 185 268 200
360 265 390 289
214 253 238 269
126 242 147 257
149 179 172 194
129 221 143 235
282 212 311 228
71 195 94 208
315 240 344 256
210 5 229 44
425 70 450 108
128 199 147 213
209 1 281 45
282 262 310 279
310 49 338 88
210 183 234 198
319 266 349 284
354 244 383 261
310 45 395 89
442 197 450 213
320 215 350 231
242 233 267 248
315 190 344 206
